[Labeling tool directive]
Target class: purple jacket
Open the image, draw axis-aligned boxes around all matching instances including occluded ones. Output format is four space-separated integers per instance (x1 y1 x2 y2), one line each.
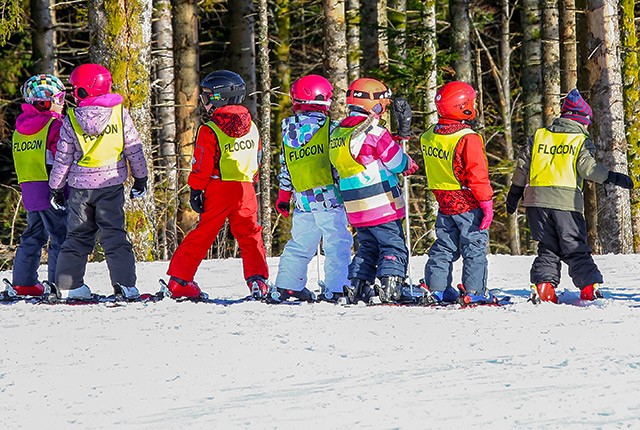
49 93 148 190
14 104 63 211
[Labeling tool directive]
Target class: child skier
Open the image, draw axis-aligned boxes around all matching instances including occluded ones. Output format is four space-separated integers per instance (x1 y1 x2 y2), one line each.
271 74 352 303
328 77 418 304
165 70 270 300
8 74 68 297
506 88 633 303
48 64 148 300
420 81 494 303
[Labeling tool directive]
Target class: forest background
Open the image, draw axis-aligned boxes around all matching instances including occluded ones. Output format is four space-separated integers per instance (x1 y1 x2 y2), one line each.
0 0 639 270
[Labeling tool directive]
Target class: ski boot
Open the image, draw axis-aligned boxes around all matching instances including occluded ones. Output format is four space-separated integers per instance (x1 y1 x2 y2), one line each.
113 283 140 301
12 283 46 296
317 290 344 303
247 275 270 300
376 276 405 303
529 282 558 304
267 286 316 303
165 277 202 299
416 280 439 305
2 278 60 302
580 283 604 301
66 284 93 300
344 278 376 304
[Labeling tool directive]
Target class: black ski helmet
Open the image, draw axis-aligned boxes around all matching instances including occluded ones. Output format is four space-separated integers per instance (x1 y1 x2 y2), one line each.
199 70 246 113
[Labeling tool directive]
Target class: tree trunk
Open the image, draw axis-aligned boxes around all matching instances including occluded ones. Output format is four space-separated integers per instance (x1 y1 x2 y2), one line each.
30 0 56 73
521 0 543 138
620 0 640 252
361 0 387 73
346 0 361 81
560 0 577 90
256 0 272 256
324 0 349 120
388 0 407 62
450 0 472 83
500 0 519 255
586 0 633 253
89 0 156 261
152 0 177 259
171 0 200 239
229 0 257 119
542 0 561 125
423 0 438 243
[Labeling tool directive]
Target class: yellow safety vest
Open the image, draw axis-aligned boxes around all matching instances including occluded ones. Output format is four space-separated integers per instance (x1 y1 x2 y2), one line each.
328 125 366 178
529 128 586 188
12 118 54 183
69 104 124 168
283 121 333 191
420 126 477 190
206 120 260 182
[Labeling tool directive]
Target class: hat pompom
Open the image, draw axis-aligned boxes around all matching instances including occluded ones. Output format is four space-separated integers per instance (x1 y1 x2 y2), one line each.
561 89 592 126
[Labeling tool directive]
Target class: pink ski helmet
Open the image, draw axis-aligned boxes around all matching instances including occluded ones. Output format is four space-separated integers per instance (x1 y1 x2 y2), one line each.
69 64 112 101
290 74 333 113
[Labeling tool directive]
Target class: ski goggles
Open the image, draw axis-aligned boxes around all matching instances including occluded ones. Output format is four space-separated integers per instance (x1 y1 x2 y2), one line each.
199 91 223 106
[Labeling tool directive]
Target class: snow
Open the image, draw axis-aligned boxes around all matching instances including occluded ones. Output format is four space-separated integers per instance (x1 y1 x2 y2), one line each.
1 254 640 429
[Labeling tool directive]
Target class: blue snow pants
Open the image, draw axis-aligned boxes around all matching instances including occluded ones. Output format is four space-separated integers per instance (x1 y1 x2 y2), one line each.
424 208 488 294
276 207 353 293
349 219 408 284
13 207 68 285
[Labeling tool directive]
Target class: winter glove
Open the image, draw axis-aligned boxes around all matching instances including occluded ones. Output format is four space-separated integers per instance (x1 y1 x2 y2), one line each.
604 171 634 189
392 97 412 138
506 184 525 215
189 189 205 214
478 200 494 230
130 176 148 199
50 188 66 211
403 156 419 176
275 189 293 218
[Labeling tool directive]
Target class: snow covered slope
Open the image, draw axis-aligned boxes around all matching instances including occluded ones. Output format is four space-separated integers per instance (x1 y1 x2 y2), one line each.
1 254 639 429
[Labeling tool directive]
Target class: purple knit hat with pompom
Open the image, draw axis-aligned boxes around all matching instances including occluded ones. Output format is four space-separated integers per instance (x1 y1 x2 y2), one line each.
561 89 592 126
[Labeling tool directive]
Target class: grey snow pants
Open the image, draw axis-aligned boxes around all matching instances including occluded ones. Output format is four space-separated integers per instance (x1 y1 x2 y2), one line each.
55 184 136 290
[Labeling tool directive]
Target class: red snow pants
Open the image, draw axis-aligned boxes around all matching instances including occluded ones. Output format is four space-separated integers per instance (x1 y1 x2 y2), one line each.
167 180 269 282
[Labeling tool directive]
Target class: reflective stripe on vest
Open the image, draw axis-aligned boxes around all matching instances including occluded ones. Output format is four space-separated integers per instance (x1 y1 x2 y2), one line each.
12 118 54 183
420 126 476 190
70 104 124 168
529 128 586 188
206 120 260 182
283 121 333 191
328 125 366 178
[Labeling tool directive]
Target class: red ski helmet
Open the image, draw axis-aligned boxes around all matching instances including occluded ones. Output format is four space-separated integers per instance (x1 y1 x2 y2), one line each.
69 64 112 101
346 78 392 115
290 74 333 113
435 81 477 121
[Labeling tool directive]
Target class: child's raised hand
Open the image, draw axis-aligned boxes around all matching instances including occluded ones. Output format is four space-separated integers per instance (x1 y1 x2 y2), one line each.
403 156 419 176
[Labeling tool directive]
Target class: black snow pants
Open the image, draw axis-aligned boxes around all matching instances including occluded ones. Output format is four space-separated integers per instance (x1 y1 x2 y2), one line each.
526 206 603 288
55 184 136 290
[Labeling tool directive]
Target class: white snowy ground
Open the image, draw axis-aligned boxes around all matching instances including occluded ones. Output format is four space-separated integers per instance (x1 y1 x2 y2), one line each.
1 254 640 430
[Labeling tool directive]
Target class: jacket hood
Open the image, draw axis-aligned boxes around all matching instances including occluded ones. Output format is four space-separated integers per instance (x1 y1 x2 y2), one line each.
16 103 61 135
72 93 124 136
210 105 253 137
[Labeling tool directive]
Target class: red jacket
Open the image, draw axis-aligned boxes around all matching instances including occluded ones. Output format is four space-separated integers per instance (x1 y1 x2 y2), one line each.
431 119 493 215
188 105 261 190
